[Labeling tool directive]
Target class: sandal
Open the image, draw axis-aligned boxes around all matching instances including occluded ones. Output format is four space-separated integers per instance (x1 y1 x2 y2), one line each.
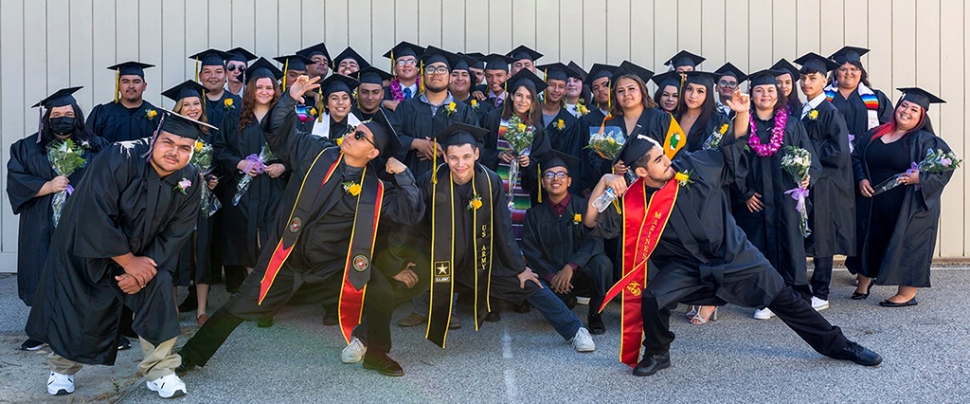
689 306 718 325
685 305 699 320
196 313 209 327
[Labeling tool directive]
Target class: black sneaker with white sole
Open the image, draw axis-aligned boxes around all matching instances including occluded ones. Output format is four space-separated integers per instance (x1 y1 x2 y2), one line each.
20 338 46 351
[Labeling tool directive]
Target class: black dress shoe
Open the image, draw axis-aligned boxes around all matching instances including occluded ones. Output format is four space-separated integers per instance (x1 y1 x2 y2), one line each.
632 353 671 377
587 314 606 335
178 298 198 313
851 280 876 300
879 297 917 307
175 358 197 376
829 340 882 366
117 337 131 351
20 338 46 351
257 316 274 328
484 311 501 322
362 353 405 377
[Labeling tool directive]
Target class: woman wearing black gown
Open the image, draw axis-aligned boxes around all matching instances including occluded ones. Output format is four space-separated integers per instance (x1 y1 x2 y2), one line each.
6 87 106 350
850 88 953 307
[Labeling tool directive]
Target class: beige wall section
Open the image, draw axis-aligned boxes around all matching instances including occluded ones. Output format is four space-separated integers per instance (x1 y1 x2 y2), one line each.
0 0 966 271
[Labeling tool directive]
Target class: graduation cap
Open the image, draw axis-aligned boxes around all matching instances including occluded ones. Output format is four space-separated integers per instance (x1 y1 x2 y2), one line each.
161 80 206 103
359 108 402 157
333 47 371 71
434 122 487 149
536 62 582 83
156 109 218 140
587 63 618 83
382 41 425 71
274 54 313 72
651 71 682 90
568 61 588 81
770 58 800 80
683 71 718 88
616 132 662 165
897 87 945 111
190 49 234 68
296 42 331 62
507 70 547 94
462 52 487 70
616 61 655 84
829 46 869 65
320 73 360 98
245 57 284 83
421 46 455 69
357 66 392 86
794 52 840 74
540 149 580 173
32 87 82 142
714 63 747 84
227 47 258 64
747 69 786 87
664 50 705 70
451 53 480 72
108 61 154 78
506 45 543 63
482 53 515 72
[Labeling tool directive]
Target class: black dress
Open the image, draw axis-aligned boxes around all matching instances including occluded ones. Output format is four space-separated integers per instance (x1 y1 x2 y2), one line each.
862 139 909 274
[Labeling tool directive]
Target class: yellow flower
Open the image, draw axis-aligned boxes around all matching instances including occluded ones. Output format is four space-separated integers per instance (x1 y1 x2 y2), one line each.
310 107 318 117
194 141 204 152
573 213 582 224
471 99 479 107
578 104 589 115
720 124 729 134
556 119 565 130
336 136 344 146
448 101 456 110
517 123 527 133
674 172 689 182
470 199 483 210
346 183 362 196
224 98 233 108
146 109 157 119
607 137 615 144
808 110 819 120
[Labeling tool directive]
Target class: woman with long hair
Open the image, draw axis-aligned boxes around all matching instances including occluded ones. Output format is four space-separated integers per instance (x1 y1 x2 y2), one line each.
7 87 107 350
212 58 288 297
731 70 820 321
771 59 803 115
848 88 953 307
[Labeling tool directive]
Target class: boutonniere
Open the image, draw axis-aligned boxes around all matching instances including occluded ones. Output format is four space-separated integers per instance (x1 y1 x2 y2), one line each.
223 98 235 111
470 99 480 111
444 101 457 116
719 124 729 135
555 119 565 131
309 107 318 117
145 109 158 120
336 135 344 146
675 171 693 188
467 194 483 211
175 178 192 195
342 181 361 196
572 213 582 225
808 109 819 120
576 103 589 116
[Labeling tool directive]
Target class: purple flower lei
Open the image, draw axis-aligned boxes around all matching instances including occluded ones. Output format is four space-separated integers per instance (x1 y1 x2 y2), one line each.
389 76 421 102
748 111 787 157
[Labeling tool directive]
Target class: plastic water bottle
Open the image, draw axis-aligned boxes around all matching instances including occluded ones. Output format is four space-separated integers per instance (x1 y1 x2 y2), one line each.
592 187 617 212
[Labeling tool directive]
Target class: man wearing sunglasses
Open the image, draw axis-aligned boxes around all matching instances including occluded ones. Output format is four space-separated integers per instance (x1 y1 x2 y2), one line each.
225 48 257 97
177 75 425 378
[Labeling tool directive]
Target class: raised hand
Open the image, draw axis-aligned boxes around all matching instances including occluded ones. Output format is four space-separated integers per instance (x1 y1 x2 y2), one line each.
385 157 407 175
725 89 751 113
288 75 322 103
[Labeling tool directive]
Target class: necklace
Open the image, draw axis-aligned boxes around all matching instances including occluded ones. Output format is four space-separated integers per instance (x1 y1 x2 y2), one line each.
748 111 787 157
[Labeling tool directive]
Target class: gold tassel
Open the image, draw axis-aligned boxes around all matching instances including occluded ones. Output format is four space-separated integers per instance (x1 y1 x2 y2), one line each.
543 68 548 102
282 59 290 90
536 164 542 203
317 88 324 122
194 57 200 83
390 50 395 74
114 68 120 103
419 60 425 94
432 143 438 184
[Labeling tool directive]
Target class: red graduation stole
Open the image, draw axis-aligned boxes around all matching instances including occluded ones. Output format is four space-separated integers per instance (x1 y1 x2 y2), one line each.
598 177 679 367
258 150 385 343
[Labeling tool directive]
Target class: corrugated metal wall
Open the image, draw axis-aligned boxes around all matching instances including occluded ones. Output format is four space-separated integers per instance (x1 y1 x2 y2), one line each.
0 0 965 271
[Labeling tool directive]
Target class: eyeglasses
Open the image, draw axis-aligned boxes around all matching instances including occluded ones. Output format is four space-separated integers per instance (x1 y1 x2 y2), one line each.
425 66 450 75
353 129 379 149
227 64 246 72
718 80 737 88
543 171 569 180
396 59 417 66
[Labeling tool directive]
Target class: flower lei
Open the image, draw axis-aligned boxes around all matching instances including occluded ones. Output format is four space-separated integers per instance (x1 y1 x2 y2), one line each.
747 111 787 157
389 77 421 102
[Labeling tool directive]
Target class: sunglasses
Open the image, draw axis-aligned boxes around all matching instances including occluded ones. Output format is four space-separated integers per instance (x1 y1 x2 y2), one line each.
352 129 379 149
227 64 246 72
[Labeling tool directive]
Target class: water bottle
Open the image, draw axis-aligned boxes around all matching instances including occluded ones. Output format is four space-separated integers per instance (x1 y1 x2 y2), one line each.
592 171 638 212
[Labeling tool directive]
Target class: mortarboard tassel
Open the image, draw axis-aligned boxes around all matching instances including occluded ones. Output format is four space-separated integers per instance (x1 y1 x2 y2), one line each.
114 68 120 103
142 114 167 160
317 87 324 123
35 107 43 143
543 68 548 103
282 59 290 90
419 60 425 95
536 164 542 203
390 50 395 75
195 57 200 83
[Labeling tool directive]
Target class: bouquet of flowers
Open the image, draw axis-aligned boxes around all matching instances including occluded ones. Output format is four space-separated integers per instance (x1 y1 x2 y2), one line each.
872 148 963 196
502 115 536 210
780 146 812 238
47 139 88 227
190 140 221 217
232 143 276 206
703 124 730 150
585 126 625 161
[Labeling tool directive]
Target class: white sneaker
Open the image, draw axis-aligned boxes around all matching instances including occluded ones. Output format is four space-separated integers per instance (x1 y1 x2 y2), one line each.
146 373 187 399
341 337 367 364
753 308 776 320
47 371 75 396
576 296 591 306
570 327 596 352
811 297 830 311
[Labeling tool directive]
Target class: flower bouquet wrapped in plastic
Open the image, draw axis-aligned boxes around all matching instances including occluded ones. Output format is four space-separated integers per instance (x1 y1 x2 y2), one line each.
780 146 812 238
232 143 275 206
872 148 962 196
47 139 87 227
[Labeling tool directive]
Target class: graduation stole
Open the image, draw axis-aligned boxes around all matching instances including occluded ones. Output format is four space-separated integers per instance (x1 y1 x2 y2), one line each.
598 177 679 367
824 82 880 130
258 149 385 343
662 117 687 160
426 165 495 348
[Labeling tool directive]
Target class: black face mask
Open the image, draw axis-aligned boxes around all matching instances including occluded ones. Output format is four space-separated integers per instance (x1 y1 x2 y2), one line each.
49 117 75 135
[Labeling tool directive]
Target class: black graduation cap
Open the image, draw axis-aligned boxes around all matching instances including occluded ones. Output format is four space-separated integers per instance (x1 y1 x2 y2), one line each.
32 86 82 108
568 61 588 81
274 54 314 72
770 58 800 80
536 62 582 82
897 87 945 110
227 47 258 63
462 52 487 70
333 47 371 70
245 57 284 83
433 122 487 148
507 70 547 94
829 46 869 65
359 108 402 157
107 61 154 78
421 46 454 69
190 49 234 68
683 71 718 88
296 42 331 61
157 109 218 140
714 63 747 83
161 80 206 103
746 69 785 87
383 41 425 60
506 45 543 62
540 149 580 173
614 61 654 84
651 71 682 90
587 63 618 83
794 52 840 74
615 132 662 165
321 73 360 98
451 53 480 72
664 50 705 69
357 66 392 86
482 53 515 72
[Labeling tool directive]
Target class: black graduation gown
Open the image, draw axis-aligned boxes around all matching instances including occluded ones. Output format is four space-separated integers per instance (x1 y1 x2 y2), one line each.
212 113 288 267
455 94 494 122
481 108 553 203
802 101 856 257
354 105 398 124
26 139 201 365
730 114 821 286
392 95 479 178
582 107 610 129
587 109 672 192
6 135 106 305
86 100 162 143
522 195 604 280
849 129 953 287
542 107 588 195
680 112 733 154
828 88 892 140
206 91 242 133
589 137 786 309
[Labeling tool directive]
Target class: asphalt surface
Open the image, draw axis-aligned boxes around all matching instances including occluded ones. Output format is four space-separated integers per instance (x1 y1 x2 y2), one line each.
1 268 969 404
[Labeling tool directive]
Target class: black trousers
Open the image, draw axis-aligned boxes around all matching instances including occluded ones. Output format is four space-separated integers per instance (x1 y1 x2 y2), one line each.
809 256 834 300
544 254 612 317
179 265 394 367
